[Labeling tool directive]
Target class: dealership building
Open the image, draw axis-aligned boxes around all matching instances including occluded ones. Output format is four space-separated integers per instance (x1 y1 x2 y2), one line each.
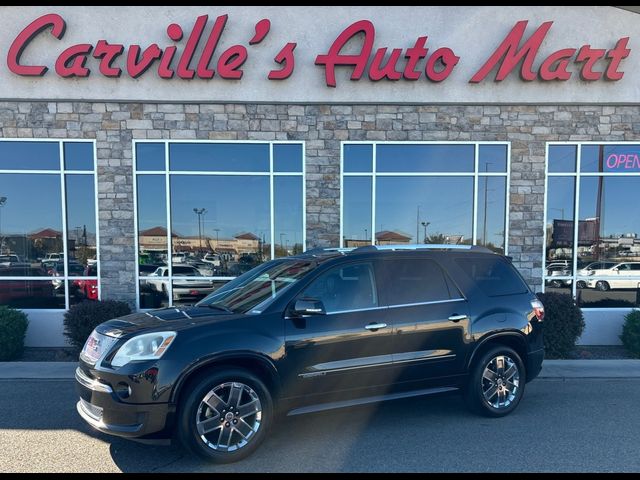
1 6 639 346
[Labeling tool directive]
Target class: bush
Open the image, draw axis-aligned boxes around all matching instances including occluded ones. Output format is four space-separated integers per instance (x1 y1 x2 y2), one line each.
536 292 585 359
620 310 640 358
0 306 29 361
64 300 131 351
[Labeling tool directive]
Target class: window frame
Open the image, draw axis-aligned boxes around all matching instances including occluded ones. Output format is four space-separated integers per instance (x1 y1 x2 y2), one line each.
0 138 100 310
133 139 306 311
339 141 511 253
544 141 640 309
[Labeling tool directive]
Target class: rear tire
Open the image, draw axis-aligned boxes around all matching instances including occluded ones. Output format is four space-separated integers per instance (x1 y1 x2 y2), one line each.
177 368 273 463
596 281 610 292
464 346 526 417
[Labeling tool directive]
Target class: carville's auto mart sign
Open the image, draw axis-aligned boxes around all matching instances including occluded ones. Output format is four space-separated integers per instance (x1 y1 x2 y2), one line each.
0 6 638 103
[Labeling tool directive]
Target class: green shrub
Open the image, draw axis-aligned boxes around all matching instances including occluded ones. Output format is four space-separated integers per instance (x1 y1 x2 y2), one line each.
63 300 131 351
620 310 640 358
0 306 29 361
536 292 585 359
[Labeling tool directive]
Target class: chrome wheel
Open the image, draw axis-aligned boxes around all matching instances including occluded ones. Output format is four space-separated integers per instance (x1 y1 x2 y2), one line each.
482 355 520 409
195 381 262 452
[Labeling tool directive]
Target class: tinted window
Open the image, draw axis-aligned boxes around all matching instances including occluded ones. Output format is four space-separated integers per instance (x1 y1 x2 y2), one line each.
376 144 474 172
385 259 454 305
302 263 378 314
136 143 165 171
273 144 303 172
0 141 60 170
64 143 94 171
455 257 528 297
169 143 269 172
343 144 373 173
548 145 577 173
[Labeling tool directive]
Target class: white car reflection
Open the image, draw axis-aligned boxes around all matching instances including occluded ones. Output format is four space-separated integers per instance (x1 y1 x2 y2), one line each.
142 265 215 301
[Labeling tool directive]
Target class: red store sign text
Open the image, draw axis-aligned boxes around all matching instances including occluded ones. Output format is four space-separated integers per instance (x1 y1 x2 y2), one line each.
5 13 632 85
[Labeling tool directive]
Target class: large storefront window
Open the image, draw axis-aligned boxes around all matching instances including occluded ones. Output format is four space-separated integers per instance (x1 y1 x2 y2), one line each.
545 143 640 308
135 141 305 309
0 140 99 309
341 142 509 253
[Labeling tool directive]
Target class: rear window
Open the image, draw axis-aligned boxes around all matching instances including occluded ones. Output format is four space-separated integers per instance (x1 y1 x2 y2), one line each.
455 257 528 297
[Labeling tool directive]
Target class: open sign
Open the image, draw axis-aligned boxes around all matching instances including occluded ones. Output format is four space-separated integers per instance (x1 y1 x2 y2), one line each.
606 153 640 171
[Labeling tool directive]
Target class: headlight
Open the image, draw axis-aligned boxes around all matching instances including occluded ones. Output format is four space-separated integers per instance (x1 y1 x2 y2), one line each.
111 332 176 367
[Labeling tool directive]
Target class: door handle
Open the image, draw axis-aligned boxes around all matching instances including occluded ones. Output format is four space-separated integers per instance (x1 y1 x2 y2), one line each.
365 322 388 331
448 314 467 323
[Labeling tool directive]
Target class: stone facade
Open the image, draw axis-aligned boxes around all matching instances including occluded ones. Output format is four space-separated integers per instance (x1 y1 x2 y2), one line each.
2 101 639 307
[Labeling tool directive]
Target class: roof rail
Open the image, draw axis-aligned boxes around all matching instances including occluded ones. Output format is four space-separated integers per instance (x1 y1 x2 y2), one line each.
304 247 356 256
352 244 494 253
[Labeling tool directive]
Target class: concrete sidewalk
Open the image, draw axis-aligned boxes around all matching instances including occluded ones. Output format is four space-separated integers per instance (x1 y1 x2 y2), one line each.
0 359 639 380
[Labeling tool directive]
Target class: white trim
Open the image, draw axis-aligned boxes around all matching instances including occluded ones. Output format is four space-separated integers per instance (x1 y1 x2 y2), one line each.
544 141 640 309
340 141 510 253
132 139 306 310
0 138 99 310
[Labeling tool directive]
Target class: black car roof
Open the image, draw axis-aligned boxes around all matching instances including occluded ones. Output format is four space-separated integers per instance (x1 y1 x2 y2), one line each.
289 244 498 262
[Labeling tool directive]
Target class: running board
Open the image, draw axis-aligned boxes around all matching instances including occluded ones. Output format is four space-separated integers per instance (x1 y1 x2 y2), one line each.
286 386 458 416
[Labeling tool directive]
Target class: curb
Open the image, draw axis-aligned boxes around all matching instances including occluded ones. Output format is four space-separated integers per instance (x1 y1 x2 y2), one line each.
0 359 639 380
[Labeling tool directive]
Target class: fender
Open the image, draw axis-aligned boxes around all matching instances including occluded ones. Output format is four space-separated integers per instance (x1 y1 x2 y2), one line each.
466 330 528 370
170 350 280 404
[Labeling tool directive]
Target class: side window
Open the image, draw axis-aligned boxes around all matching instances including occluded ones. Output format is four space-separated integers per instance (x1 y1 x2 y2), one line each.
627 264 640 271
455 257 529 297
385 259 453 306
301 263 378 314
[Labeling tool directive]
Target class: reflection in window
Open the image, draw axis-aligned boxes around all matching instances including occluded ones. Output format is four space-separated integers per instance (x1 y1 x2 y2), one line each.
545 176 576 284
376 144 474 173
65 175 97 272
0 174 62 277
477 177 506 253
342 142 509 254
135 141 305 309
169 143 269 172
546 143 640 308
0 141 98 309
0 141 60 170
376 177 474 245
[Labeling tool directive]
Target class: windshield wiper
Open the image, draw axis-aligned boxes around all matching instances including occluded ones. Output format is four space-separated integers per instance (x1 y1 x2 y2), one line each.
201 303 235 314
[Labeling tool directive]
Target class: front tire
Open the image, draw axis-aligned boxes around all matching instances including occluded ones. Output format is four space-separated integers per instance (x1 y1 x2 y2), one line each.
595 280 610 292
177 368 273 463
464 346 526 417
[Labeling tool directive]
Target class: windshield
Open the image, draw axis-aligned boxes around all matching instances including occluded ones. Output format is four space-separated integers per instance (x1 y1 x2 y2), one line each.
196 259 316 314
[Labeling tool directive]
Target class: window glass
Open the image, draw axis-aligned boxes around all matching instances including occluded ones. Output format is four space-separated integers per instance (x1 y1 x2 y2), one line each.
301 263 377 313
548 145 576 173
376 177 473 245
376 144 474 173
478 144 508 173
343 176 372 247
65 175 97 273
64 143 93 171
170 175 271 277
139 279 170 309
0 280 65 309
169 143 269 172
343 144 373 173
385 259 452 305
0 141 60 170
545 176 576 274
476 176 506 253
581 145 640 173
136 143 165 171
137 175 168 271
455 257 528 297
0 174 62 277
274 176 304 258
273 144 303 173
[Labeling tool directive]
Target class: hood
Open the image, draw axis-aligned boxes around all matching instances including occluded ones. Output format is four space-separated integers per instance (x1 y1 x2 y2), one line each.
95 306 241 338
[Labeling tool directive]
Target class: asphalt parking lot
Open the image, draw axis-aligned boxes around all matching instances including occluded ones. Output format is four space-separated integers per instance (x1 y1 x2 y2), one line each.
1 378 639 472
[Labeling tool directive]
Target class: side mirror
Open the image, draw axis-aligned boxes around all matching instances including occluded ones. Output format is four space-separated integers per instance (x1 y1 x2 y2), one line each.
293 297 326 316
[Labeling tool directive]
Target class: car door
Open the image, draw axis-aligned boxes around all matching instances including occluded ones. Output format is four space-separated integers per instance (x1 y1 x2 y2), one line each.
381 256 471 384
283 260 395 400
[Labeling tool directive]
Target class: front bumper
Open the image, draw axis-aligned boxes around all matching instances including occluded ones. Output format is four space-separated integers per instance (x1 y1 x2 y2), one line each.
75 367 171 439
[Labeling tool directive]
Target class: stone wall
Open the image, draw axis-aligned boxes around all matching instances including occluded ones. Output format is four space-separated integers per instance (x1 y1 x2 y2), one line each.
2 101 639 306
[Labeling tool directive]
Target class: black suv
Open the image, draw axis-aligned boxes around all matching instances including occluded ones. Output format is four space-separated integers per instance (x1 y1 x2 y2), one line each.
76 245 544 463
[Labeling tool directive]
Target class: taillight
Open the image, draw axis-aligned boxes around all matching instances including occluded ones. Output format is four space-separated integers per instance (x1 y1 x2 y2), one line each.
531 299 545 321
